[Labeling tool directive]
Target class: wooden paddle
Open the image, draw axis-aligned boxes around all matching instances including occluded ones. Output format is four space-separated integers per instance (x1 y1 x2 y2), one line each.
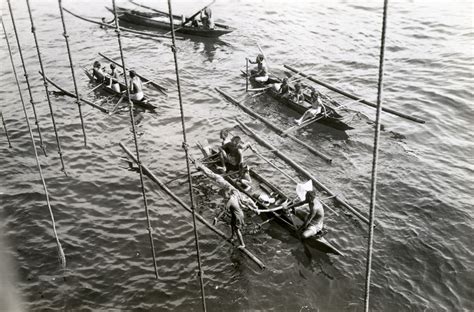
87 83 104 94
110 92 126 115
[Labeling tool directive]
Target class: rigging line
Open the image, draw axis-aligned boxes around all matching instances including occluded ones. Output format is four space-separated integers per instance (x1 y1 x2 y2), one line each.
5 0 47 156
1 111 12 148
25 0 67 174
57 0 87 146
111 0 159 280
166 1 207 311
364 0 389 311
2 17 66 271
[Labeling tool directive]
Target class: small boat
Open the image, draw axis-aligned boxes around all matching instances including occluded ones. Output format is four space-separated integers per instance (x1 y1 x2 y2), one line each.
197 142 343 256
83 67 157 111
107 6 234 38
243 71 353 131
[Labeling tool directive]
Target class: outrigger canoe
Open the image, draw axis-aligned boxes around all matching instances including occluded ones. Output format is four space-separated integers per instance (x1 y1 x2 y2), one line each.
83 67 157 111
197 142 343 256
243 71 353 131
107 6 234 38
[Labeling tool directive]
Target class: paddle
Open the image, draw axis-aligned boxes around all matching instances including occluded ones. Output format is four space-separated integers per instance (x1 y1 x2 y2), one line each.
109 92 126 115
87 83 104 94
182 0 216 26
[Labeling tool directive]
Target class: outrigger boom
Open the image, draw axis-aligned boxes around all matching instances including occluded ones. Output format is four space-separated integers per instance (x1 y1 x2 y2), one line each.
284 64 426 124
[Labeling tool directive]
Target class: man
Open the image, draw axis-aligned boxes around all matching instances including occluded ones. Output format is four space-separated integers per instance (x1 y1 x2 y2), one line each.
292 83 305 104
283 190 324 238
295 89 325 125
108 63 121 92
279 78 290 96
248 54 269 83
92 61 105 83
201 7 215 29
129 70 144 101
218 136 246 173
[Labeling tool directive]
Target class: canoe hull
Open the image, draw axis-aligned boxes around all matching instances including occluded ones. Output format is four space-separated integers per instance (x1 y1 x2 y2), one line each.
246 72 353 131
113 7 234 38
197 143 343 256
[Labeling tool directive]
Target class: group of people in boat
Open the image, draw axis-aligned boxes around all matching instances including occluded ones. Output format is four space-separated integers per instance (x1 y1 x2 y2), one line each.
197 129 326 249
190 7 214 29
248 54 328 125
91 61 145 102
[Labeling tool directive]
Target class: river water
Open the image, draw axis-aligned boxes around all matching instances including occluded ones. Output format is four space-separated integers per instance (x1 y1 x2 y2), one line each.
1 0 472 311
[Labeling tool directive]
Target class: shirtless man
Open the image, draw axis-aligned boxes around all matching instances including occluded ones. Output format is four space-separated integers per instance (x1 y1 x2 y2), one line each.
295 89 325 125
248 54 269 83
108 64 121 92
292 83 305 104
129 70 144 101
201 7 215 29
283 190 324 238
218 136 244 173
215 188 246 248
92 61 105 83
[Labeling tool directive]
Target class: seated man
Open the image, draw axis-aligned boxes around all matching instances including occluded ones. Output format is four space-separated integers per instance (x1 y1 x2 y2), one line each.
92 61 105 83
248 54 269 83
283 190 324 238
292 83 305 104
129 70 145 101
295 89 326 125
108 63 121 92
218 136 244 173
201 7 215 29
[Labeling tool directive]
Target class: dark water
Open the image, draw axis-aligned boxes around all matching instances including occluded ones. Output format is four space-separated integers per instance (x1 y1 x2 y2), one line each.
1 0 472 311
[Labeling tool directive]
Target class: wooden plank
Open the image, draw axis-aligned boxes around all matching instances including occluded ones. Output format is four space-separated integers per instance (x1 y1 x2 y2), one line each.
119 142 266 270
284 64 426 124
236 118 371 225
215 87 332 163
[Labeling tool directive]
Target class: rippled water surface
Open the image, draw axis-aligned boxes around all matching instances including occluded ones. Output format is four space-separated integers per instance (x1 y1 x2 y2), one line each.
1 0 473 311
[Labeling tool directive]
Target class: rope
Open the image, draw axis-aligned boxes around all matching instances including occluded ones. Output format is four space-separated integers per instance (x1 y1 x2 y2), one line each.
364 0 389 311
57 0 87 146
1 112 12 148
166 1 206 310
25 0 67 174
2 17 66 271
111 0 159 280
5 0 47 156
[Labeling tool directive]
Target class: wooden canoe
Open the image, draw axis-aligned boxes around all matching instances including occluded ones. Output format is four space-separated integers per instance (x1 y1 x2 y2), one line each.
108 6 234 38
83 67 157 111
197 142 343 256
243 71 353 131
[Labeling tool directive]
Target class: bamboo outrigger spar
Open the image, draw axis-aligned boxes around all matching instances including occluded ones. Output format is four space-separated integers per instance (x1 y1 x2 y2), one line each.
119 143 266 269
215 88 333 163
284 64 426 124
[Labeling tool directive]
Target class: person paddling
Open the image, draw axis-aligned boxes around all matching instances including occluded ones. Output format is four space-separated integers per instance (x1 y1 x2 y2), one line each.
248 54 269 83
129 70 144 101
295 89 326 125
201 7 215 29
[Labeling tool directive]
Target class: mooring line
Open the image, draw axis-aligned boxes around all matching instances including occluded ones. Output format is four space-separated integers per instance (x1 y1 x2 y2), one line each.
6 0 47 156
111 0 159 280
25 0 67 174
57 0 87 146
1 111 12 148
2 17 66 271
364 0 389 311
166 1 207 310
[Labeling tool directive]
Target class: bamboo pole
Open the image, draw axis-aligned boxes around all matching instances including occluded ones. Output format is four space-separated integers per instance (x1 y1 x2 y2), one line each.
39 71 109 113
119 142 266 269
1 112 12 148
245 58 249 92
215 87 332 163
236 119 370 225
98 52 168 94
283 64 426 124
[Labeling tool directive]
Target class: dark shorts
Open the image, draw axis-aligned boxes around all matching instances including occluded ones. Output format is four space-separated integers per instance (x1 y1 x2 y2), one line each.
231 209 244 230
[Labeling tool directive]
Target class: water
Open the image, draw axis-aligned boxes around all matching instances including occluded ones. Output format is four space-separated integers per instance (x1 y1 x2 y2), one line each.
1 0 472 311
